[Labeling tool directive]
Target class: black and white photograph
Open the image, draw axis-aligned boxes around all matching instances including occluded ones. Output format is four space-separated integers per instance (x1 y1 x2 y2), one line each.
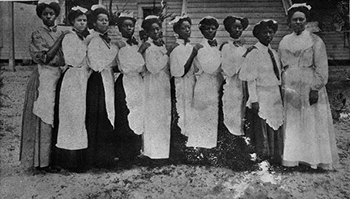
0 0 349 198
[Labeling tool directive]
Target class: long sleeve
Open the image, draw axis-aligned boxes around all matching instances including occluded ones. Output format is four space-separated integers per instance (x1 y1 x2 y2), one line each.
247 80 258 103
311 36 328 90
239 50 258 82
29 30 49 64
145 46 168 74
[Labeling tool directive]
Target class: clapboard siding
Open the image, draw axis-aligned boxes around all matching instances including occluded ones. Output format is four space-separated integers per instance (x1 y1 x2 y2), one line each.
317 32 350 61
0 0 348 61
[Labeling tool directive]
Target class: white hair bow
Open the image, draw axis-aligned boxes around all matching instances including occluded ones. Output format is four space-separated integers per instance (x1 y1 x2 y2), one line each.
145 15 159 20
119 11 134 18
288 3 312 11
71 6 88 13
169 14 189 25
38 0 59 4
91 4 106 11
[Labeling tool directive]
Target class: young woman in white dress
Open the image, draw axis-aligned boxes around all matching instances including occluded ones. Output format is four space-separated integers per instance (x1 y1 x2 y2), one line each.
279 3 339 170
186 16 222 165
139 15 171 160
55 6 90 172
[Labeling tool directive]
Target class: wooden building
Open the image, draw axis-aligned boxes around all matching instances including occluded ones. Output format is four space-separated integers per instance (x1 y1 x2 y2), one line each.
0 0 349 62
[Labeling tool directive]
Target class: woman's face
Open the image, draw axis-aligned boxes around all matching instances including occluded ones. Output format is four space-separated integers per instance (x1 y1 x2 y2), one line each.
201 24 217 40
94 13 109 33
120 19 135 39
229 19 243 39
178 20 191 40
73 14 87 32
148 22 162 40
41 7 57 27
290 11 307 35
257 27 275 46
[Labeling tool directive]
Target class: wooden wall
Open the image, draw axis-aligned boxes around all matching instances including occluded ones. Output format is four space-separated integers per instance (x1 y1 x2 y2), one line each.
103 0 290 50
0 0 348 61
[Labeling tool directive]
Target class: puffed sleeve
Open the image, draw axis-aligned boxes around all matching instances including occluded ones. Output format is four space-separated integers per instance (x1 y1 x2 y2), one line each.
170 46 186 77
221 44 237 78
87 37 118 72
239 50 259 103
145 46 168 74
62 33 86 67
118 46 145 73
196 47 221 74
311 36 328 90
29 30 49 64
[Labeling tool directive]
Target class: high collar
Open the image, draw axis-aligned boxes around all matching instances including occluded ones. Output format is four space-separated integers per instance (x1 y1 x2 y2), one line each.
176 38 190 45
229 37 243 47
255 42 271 51
202 38 217 47
42 25 57 32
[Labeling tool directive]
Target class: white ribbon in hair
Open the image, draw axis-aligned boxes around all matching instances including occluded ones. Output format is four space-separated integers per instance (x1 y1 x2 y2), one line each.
119 11 134 18
91 4 106 11
288 3 312 11
169 14 189 25
145 15 159 20
257 19 278 25
38 0 59 4
71 6 88 13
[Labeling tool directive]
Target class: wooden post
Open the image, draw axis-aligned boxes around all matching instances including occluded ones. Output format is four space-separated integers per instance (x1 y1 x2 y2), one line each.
181 0 187 15
8 1 15 71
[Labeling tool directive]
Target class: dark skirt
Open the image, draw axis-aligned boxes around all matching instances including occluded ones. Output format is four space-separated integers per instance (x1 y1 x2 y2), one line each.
183 79 254 170
85 71 117 168
244 108 283 163
114 74 142 165
169 77 188 164
20 66 53 169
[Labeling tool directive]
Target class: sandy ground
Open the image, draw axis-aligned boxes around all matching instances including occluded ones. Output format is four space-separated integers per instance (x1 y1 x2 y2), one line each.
1 64 350 199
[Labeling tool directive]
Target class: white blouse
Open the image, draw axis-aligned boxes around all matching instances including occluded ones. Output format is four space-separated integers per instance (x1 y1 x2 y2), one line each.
170 39 194 77
62 31 87 67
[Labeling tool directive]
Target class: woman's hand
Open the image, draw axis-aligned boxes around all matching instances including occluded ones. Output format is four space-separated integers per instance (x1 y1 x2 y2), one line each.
193 44 203 53
138 42 151 54
309 89 318 105
116 40 126 49
167 43 179 56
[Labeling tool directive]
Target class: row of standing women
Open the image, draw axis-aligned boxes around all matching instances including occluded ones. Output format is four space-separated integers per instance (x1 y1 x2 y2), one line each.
20 0 340 172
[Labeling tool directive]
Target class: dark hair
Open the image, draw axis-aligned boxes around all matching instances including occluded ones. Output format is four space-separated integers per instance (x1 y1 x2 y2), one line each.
223 16 249 32
36 2 61 18
199 18 219 31
141 18 162 32
252 20 278 38
173 17 192 34
67 9 87 26
87 7 110 29
287 6 310 24
116 17 136 30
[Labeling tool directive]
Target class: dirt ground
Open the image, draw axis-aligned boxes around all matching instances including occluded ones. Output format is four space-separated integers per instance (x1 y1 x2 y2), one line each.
1 64 350 199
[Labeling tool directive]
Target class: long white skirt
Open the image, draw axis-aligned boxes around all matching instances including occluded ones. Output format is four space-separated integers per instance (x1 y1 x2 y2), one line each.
187 73 220 149
143 71 171 159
